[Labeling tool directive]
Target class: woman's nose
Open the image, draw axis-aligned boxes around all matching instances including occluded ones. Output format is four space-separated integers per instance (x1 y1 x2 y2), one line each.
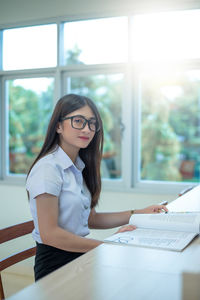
82 122 90 132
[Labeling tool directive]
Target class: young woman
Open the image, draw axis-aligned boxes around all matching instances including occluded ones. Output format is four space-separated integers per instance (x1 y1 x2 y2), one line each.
26 93 168 281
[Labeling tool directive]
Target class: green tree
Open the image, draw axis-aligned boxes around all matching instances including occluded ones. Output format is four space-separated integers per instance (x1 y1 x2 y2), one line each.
9 81 53 173
141 73 200 182
141 78 181 181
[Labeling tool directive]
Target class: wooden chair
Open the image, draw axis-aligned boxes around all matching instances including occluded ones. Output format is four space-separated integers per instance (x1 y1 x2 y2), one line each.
0 221 36 300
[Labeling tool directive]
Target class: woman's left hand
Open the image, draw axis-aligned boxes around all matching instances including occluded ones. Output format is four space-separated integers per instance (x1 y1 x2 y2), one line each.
136 205 168 214
115 224 136 234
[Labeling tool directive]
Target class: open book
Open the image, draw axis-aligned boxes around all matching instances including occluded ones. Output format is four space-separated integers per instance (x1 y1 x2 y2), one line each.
105 212 200 251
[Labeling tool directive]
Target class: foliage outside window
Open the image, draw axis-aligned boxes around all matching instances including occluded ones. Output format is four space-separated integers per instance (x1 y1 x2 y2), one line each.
8 78 54 174
141 70 200 182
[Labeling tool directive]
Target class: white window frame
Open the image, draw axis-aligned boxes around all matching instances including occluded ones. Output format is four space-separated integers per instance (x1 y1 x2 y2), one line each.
0 12 199 195
1 70 57 185
132 60 200 194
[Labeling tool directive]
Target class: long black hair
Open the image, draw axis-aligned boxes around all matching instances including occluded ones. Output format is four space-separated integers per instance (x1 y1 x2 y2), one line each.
27 94 104 208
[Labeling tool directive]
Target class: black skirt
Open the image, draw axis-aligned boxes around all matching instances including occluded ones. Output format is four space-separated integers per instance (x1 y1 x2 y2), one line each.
34 242 84 281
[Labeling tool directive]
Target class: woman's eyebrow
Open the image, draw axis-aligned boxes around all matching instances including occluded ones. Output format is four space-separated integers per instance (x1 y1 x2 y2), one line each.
73 115 95 119
79 115 96 120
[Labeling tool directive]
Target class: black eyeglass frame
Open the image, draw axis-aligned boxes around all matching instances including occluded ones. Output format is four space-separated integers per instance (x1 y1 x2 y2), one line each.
60 115 100 132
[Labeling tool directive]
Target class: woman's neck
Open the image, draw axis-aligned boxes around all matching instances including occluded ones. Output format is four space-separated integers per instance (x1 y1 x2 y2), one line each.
59 144 79 163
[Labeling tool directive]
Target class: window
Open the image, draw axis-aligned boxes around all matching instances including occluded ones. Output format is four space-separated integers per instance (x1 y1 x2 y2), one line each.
6 77 54 175
1 9 200 193
140 69 200 182
131 10 200 62
64 17 128 65
132 9 200 187
3 24 57 70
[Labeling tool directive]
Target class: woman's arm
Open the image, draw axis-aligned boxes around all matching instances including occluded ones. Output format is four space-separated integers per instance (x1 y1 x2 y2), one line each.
36 193 102 252
88 209 131 229
88 205 168 229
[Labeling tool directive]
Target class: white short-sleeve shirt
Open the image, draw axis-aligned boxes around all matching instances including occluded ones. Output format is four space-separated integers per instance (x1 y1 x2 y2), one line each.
26 146 91 243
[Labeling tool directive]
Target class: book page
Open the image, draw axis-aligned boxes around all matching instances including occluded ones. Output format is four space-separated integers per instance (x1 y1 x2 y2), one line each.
105 228 197 251
129 213 200 233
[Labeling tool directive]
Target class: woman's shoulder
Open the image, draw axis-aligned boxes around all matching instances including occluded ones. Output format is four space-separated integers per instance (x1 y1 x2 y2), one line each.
26 155 64 190
26 151 64 196
29 151 62 177
33 152 56 168
27 146 74 181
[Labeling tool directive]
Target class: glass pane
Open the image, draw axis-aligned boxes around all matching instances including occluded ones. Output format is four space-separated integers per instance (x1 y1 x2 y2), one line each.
67 74 124 179
64 17 128 65
7 77 54 175
131 9 200 62
141 69 200 182
3 24 57 70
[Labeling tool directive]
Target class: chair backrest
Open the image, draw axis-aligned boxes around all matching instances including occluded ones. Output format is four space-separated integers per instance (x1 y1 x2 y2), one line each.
0 220 36 300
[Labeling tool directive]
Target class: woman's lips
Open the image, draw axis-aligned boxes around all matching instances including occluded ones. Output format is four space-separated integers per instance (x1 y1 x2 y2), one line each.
79 136 90 140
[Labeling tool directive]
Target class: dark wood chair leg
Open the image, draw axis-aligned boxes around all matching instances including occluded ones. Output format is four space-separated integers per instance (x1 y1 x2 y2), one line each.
0 274 5 300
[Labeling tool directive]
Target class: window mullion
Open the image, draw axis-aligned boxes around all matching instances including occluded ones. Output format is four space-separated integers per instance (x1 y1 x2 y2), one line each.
0 30 3 70
0 76 3 179
54 69 62 104
121 65 132 188
57 21 64 67
132 68 141 187
1 77 7 179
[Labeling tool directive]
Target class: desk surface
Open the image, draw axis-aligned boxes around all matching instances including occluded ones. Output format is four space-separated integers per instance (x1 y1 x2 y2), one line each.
8 186 200 300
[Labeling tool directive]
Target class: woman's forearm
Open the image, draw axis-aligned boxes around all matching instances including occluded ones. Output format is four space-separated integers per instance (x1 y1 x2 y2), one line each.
41 226 102 252
88 210 132 229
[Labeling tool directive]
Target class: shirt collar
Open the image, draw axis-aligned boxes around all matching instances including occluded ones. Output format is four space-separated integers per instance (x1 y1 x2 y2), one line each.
75 156 85 171
54 146 85 171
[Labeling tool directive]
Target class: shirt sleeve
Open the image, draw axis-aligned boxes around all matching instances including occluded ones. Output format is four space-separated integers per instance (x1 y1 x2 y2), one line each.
26 162 63 199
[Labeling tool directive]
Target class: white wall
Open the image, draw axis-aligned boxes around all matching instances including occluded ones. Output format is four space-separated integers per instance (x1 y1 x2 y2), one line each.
0 183 175 233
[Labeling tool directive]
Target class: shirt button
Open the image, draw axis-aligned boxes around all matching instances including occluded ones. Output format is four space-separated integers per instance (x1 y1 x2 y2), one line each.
84 223 88 227
84 204 88 209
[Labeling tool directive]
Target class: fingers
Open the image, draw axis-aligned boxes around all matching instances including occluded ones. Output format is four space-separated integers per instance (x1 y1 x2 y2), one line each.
160 205 168 212
154 205 168 213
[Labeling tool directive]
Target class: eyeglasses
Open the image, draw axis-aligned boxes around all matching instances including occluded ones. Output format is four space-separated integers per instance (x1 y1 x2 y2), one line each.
60 115 100 132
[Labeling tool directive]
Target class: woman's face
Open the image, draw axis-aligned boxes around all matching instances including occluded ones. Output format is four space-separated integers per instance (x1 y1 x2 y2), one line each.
57 105 96 156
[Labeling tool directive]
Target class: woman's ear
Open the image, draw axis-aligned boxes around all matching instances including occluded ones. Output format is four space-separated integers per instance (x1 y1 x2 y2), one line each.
56 122 62 134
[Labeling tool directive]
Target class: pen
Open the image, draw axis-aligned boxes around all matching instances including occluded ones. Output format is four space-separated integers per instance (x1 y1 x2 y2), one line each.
159 201 168 205
178 186 194 197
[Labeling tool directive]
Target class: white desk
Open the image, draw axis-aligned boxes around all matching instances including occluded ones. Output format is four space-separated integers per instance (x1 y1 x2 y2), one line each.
8 186 200 300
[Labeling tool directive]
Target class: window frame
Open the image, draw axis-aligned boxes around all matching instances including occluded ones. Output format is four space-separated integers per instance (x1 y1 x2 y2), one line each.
133 59 200 194
1 71 56 184
0 13 198 194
